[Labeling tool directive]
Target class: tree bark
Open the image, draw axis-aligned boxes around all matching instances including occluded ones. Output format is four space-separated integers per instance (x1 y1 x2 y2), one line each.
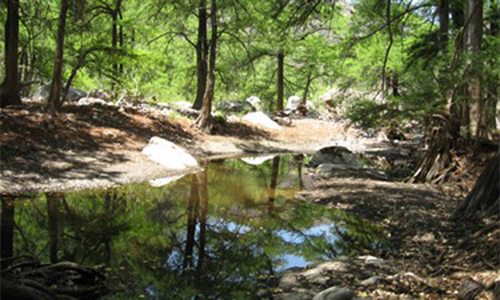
111 0 123 91
454 154 499 218
449 0 466 139
483 1 499 139
465 0 484 138
0 0 21 107
302 70 312 105
439 0 449 48
277 48 284 112
195 0 217 132
193 0 208 110
46 0 69 114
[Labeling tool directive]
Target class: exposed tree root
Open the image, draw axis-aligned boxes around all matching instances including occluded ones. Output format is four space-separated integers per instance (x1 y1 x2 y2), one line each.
1 256 109 300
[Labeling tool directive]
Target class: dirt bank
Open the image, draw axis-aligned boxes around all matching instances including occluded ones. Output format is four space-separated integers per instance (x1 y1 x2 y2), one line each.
1 103 362 194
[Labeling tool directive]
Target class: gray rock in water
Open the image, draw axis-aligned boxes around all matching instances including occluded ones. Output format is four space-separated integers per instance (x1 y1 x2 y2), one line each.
312 286 354 300
308 146 361 169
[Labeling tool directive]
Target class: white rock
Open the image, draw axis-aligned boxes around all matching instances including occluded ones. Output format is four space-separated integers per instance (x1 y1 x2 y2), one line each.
142 137 198 170
243 112 281 130
246 96 262 111
306 100 316 111
77 97 108 106
286 95 302 110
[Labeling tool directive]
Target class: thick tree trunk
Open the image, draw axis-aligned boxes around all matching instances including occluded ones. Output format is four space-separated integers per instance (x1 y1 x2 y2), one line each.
410 115 453 183
484 1 499 139
277 49 284 112
46 0 69 114
0 0 21 107
195 0 217 132
193 0 208 110
454 154 499 218
449 0 466 139
465 0 484 138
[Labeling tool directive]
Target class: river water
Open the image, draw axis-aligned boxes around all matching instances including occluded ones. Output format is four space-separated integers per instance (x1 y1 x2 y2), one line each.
1 154 386 299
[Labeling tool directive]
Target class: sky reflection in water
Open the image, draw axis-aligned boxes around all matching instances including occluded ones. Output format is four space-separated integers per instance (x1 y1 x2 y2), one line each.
4 154 386 299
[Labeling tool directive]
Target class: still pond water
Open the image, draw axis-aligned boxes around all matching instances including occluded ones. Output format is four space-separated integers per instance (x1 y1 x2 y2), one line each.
2 154 386 299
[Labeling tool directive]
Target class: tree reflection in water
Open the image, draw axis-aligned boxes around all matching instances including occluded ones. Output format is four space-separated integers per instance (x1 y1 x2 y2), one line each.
4 154 387 299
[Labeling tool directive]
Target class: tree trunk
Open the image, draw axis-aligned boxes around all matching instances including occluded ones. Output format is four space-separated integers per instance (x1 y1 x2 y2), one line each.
111 0 123 91
449 0 466 139
391 71 400 97
0 0 21 107
484 1 499 139
465 0 483 138
193 0 208 110
409 114 453 183
46 0 69 114
1 197 15 260
439 0 449 48
46 193 61 264
195 0 217 132
302 70 312 105
119 11 124 76
277 48 284 112
454 154 499 218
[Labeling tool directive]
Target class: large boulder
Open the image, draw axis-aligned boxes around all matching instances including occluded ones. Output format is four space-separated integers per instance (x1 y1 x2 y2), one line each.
243 112 281 130
142 137 198 170
171 101 199 118
308 146 361 169
312 287 354 300
33 83 87 103
217 100 255 114
88 89 112 101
